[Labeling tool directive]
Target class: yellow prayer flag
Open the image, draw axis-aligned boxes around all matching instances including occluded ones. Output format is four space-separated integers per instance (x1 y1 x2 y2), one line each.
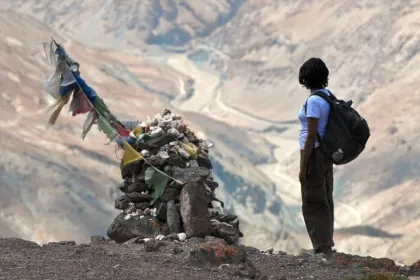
122 139 142 166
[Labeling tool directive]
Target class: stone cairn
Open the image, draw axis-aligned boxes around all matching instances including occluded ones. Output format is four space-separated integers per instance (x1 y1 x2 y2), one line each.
107 109 243 245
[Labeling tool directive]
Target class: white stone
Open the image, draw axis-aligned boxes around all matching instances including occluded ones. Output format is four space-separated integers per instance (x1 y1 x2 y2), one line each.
177 233 187 242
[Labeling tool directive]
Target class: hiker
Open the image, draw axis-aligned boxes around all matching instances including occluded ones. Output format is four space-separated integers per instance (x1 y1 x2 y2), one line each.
297 57 334 258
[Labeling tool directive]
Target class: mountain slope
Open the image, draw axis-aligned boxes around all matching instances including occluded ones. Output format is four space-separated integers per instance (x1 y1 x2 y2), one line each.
1 0 245 49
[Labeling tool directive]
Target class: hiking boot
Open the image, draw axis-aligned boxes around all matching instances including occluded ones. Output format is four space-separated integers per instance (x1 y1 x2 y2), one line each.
315 247 333 259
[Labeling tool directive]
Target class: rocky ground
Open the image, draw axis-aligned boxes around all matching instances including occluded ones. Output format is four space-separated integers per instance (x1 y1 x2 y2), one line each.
0 237 418 280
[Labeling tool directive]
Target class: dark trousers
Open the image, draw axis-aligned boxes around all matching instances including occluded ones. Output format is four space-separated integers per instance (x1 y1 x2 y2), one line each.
301 148 335 251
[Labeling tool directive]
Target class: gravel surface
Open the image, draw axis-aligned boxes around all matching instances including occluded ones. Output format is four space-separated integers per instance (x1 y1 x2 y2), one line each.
0 238 417 280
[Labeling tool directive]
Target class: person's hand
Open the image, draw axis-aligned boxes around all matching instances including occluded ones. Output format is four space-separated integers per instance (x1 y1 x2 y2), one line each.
299 167 307 187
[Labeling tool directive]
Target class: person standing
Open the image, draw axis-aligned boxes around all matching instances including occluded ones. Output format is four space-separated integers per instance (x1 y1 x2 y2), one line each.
297 57 334 258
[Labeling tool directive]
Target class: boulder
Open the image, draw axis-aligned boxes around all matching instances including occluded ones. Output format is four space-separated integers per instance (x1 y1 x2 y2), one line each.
180 183 213 238
107 213 161 243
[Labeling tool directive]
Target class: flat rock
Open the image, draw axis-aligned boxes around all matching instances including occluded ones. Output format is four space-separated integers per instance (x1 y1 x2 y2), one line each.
172 166 210 184
124 236 143 245
134 202 150 210
127 181 149 193
107 213 161 243
147 134 176 148
180 183 213 238
126 192 152 203
335 253 398 271
146 155 168 167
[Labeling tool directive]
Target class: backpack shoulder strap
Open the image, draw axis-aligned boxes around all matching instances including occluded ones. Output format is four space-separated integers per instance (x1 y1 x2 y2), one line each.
304 89 335 115
310 91 335 104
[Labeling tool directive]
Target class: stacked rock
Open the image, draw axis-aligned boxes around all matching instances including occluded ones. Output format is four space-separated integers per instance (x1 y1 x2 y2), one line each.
107 109 242 245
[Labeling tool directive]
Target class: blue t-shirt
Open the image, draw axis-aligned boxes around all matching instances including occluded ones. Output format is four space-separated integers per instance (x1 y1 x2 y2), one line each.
298 88 331 150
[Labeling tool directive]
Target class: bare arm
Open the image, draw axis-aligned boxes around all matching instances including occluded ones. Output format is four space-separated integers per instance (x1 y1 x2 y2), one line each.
300 117 319 172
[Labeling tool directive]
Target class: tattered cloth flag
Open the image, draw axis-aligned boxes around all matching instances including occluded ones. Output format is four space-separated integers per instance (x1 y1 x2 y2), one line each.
41 37 130 140
47 92 71 126
121 139 142 166
41 38 180 191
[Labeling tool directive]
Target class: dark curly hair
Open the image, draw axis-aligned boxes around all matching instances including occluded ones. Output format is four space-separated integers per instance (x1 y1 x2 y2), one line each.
298 58 329 89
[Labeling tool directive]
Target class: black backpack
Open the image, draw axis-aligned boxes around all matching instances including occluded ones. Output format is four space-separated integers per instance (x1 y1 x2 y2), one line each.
305 90 370 165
